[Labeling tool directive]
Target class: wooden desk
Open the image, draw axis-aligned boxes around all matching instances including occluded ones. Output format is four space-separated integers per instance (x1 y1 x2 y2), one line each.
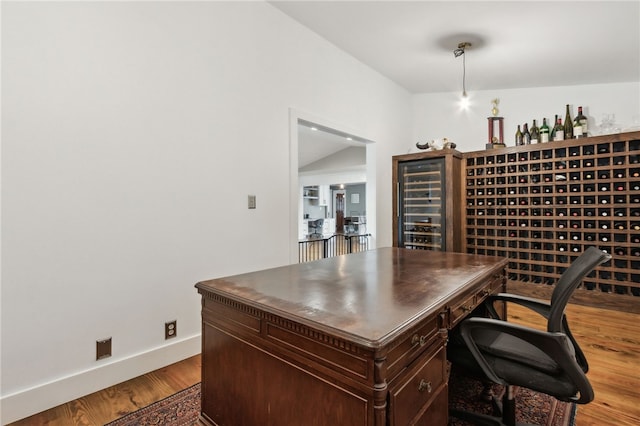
195 248 507 425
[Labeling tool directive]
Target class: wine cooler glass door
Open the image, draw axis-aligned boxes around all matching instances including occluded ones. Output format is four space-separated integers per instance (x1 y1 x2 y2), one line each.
399 158 446 251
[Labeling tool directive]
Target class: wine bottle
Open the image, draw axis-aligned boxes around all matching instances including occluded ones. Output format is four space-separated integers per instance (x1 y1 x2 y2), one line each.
552 117 565 141
614 246 627 256
530 119 540 143
564 104 574 139
539 118 550 143
574 106 588 137
522 123 531 145
515 125 523 146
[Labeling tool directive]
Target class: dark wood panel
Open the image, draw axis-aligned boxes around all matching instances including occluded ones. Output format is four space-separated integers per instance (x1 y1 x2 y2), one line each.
201 324 370 426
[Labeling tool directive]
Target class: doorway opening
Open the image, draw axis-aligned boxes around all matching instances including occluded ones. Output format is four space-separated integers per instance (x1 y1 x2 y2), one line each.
288 110 375 264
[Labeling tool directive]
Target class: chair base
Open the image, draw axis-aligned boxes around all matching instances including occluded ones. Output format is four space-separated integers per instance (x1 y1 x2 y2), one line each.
449 384 537 426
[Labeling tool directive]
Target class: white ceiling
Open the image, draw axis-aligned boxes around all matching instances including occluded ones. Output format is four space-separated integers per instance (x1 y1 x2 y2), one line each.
271 0 640 94
284 0 640 168
298 120 368 168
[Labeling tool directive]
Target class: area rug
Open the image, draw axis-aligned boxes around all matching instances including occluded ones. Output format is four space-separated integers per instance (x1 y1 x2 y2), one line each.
448 368 576 426
105 383 200 426
106 374 575 425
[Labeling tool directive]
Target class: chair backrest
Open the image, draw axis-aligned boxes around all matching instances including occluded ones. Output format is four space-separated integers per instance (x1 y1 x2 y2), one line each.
548 247 611 332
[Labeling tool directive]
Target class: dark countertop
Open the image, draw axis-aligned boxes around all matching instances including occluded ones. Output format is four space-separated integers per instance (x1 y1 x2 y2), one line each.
195 248 507 348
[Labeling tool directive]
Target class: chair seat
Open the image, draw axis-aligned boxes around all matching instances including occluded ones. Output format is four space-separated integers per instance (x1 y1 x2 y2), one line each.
449 334 579 401
476 331 561 375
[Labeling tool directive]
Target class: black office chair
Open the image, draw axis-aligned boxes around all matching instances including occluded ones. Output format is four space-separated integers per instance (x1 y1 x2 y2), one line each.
309 219 324 238
447 246 611 426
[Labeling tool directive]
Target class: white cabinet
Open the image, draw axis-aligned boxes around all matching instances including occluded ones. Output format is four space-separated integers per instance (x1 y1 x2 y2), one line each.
318 185 331 206
323 218 335 234
299 219 309 239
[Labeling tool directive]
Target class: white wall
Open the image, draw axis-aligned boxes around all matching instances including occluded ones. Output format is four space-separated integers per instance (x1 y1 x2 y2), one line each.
410 82 640 154
0 2 412 422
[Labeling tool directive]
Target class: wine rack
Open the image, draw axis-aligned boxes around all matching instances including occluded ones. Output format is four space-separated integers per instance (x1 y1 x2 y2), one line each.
464 131 640 298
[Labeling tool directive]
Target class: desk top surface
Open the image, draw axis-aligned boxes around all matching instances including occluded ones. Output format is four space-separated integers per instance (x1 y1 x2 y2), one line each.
196 248 507 347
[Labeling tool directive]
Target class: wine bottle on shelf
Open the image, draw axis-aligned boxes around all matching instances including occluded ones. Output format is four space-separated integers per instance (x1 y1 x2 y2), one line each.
539 118 550 143
515 125 523 146
614 221 626 230
522 123 531 145
530 120 540 143
574 106 588 137
564 104 573 139
552 117 564 141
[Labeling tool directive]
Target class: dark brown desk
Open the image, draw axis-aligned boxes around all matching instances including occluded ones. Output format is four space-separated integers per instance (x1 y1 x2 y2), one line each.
195 248 507 425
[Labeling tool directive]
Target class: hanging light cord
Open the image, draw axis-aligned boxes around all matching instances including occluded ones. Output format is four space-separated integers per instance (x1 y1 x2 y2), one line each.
462 51 467 97
454 42 471 97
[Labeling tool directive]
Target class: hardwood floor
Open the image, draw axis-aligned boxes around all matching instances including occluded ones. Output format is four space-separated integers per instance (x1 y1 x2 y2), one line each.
7 355 201 426
7 303 640 426
508 302 640 426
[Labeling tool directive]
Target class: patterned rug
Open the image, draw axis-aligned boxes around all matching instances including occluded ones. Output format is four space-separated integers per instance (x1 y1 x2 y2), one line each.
105 383 201 426
449 368 576 426
106 374 576 425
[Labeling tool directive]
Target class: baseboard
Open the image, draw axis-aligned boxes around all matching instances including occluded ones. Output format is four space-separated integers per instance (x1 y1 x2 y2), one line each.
1 334 201 425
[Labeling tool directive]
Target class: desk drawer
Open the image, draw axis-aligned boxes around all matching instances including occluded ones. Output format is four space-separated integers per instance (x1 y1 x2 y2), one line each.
450 271 505 327
386 314 440 380
449 293 476 328
388 342 446 426
412 385 447 425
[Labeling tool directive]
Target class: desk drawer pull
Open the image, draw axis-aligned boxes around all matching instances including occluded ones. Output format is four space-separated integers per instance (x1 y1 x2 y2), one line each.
460 305 473 312
418 379 432 393
411 334 429 347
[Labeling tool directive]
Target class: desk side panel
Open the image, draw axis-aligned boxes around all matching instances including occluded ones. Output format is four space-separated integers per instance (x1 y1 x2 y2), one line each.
200 293 377 425
201 320 370 425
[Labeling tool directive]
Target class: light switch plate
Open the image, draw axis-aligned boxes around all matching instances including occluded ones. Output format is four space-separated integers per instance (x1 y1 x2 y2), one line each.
248 195 256 209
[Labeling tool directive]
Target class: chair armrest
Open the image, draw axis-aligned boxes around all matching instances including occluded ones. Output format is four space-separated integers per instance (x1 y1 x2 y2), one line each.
459 317 593 404
484 293 552 321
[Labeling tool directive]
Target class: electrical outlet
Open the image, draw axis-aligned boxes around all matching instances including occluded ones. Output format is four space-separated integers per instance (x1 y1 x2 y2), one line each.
165 320 177 339
96 337 112 360
248 195 256 209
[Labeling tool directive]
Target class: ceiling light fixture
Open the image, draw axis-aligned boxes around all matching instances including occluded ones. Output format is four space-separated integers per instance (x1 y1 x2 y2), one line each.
454 42 471 97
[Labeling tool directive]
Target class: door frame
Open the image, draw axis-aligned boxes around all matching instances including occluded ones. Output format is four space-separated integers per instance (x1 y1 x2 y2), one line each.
288 108 375 264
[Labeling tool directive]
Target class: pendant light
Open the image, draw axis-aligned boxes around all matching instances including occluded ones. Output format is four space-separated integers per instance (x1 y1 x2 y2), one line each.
453 42 471 97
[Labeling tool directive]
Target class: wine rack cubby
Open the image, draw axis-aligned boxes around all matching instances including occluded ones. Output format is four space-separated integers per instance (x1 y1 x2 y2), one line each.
464 131 640 298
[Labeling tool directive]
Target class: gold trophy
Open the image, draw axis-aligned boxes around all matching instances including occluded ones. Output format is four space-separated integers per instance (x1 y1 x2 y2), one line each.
487 98 505 148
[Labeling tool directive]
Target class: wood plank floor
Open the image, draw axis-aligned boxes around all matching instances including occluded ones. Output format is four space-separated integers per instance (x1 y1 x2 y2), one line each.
8 303 640 426
7 355 201 426
508 302 640 426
